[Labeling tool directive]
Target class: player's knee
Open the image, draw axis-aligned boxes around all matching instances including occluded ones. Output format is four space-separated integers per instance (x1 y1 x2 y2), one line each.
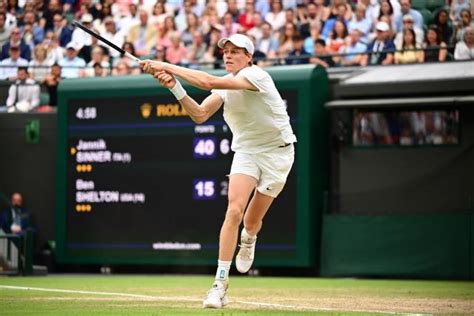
224 204 244 227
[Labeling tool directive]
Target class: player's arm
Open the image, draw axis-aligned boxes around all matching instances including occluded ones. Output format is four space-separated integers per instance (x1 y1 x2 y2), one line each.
140 60 258 91
155 71 223 124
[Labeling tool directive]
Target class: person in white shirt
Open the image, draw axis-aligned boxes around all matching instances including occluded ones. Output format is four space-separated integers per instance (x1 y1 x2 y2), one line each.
140 33 296 309
0 45 28 80
454 27 474 60
58 42 86 78
6 67 40 112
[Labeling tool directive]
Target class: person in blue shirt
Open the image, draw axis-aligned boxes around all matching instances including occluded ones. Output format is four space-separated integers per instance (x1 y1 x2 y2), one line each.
286 34 310 64
394 0 424 33
336 29 367 66
361 21 396 66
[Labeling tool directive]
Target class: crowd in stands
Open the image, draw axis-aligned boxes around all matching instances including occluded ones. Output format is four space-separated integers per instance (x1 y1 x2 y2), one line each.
0 0 472 111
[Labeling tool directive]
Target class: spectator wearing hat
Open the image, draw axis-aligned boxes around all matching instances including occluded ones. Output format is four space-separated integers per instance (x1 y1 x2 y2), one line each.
361 21 395 66
394 14 424 48
0 26 31 60
5 67 40 112
0 45 28 80
58 42 86 78
394 0 423 33
70 14 94 52
99 17 125 60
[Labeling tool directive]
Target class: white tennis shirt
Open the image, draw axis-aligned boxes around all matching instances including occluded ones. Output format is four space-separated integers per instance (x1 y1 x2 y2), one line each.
212 65 297 154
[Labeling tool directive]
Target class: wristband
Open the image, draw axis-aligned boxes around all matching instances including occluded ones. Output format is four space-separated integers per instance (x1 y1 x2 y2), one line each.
169 80 187 100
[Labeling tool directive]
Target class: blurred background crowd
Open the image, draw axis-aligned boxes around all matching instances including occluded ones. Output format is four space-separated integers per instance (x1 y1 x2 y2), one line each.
0 0 472 110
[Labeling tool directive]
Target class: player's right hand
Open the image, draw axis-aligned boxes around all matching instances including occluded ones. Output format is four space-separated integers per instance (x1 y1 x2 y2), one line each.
154 71 176 89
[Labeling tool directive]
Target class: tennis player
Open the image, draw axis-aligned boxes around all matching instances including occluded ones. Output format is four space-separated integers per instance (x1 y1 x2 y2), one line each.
140 34 296 309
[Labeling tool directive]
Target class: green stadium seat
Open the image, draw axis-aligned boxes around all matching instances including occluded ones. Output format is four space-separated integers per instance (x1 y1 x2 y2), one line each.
420 8 434 26
411 0 428 10
426 0 445 11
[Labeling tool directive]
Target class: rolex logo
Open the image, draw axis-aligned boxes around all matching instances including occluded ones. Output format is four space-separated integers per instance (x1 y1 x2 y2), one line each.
140 103 152 119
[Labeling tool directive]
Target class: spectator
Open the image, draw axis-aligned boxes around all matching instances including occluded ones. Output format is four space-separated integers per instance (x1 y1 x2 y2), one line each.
450 0 471 23
326 19 348 54
28 44 52 82
43 63 61 106
395 28 424 64
112 59 131 76
91 62 106 77
423 25 448 62
285 34 309 65
255 0 270 18
58 42 86 78
42 0 61 32
117 3 139 35
310 38 335 68
255 21 279 59
202 26 223 69
299 2 327 39
348 3 372 42
52 13 72 48
283 8 297 28
182 13 201 47
99 17 125 60
394 15 424 47
226 0 240 21
43 31 64 64
328 0 353 21
81 45 110 77
321 3 348 39
176 0 196 32
304 20 323 55
336 29 367 66
265 0 286 32
395 0 423 33
70 13 95 62
166 31 187 65
247 12 264 41
0 12 12 49
434 9 454 45
359 0 379 27
221 11 239 38
277 21 297 58
127 9 158 57
113 41 140 73
1 26 31 60
152 44 167 62
0 1 16 30
20 11 44 46
238 0 257 31
0 45 27 79
0 192 31 235
186 31 207 66
5 67 40 112
454 26 474 60
377 0 399 31
361 21 395 66
454 9 474 43
149 1 168 26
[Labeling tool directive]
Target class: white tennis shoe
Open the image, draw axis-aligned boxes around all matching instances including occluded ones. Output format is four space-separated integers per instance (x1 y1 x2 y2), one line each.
236 236 257 273
203 281 228 308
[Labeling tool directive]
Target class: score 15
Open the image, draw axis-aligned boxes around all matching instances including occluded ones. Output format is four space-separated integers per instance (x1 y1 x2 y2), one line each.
193 137 230 159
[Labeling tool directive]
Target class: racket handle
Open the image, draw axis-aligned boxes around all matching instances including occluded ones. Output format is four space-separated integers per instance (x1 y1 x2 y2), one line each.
125 51 140 63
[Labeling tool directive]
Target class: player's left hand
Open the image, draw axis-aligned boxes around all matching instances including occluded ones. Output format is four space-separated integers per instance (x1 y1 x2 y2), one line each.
139 60 167 75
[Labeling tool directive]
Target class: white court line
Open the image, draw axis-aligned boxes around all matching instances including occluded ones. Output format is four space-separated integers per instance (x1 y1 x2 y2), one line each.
0 285 431 315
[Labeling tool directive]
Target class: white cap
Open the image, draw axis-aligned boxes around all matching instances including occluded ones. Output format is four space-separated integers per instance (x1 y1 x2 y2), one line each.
81 13 93 23
375 21 389 32
66 42 77 50
217 34 254 55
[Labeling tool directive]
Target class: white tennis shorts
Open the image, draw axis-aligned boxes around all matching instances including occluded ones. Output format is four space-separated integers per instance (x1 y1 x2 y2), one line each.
229 144 295 198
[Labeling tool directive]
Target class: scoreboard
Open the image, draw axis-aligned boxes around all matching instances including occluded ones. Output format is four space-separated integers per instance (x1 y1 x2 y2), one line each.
56 66 329 267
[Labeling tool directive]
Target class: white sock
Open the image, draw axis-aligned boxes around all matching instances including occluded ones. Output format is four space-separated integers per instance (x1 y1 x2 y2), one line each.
241 227 257 244
215 260 231 282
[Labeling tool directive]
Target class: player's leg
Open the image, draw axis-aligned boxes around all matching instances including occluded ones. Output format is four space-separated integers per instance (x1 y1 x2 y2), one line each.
235 190 273 273
203 173 257 308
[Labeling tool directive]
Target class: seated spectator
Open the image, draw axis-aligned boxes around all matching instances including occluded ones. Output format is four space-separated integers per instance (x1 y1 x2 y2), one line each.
43 63 61 106
348 3 372 42
394 15 424 48
182 13 201 47
395 28 424 64
0 12 12 49
299 2 327 39
43 31 64 64
0 192 31 235
81 45 110 77
285 34 310 65
202 27 223 69
367 15 396 43
70 14 94 58
277 22 297 58
423 25 448 63
434 9 454 45
450 0 471 23
112 59 132 76
0 1 16 31
20 11 44 47
221 11 239 38
247 12 264 41
239 0 257 31
51 13 72 48
175 0 196 32
255 21 279 59
58 42 86 79
0 45 28 80
361 21 395 66
153 45 167 62
113 42 140 73
166 31 188 65
454 26 474 60
377 0 400 31
99 17 125 60
322 3 349 39
328 0 353 22
6 67 40 113
326 19 348 54
335 29 367 66
1 26 31 60
265 0 286 32
304 20 323 55
91 63 106 77
310 38 335 68
454 9 474 43
186 31 207 66
127 9 158 57
394 0 423 33
28 44 52 83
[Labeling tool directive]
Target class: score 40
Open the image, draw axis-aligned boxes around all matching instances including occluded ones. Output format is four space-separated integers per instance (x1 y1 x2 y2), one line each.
193 137 230 158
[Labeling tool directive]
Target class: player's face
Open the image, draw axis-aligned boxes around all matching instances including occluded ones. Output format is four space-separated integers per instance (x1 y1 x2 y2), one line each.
223 42 251 74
